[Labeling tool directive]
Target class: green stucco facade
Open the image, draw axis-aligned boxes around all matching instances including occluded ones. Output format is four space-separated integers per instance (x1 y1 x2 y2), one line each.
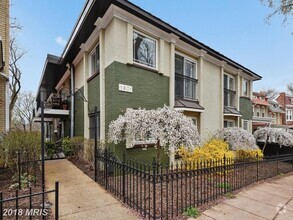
105 61 170 164
88 75 100 114
74 87 85 136
240 97 253 120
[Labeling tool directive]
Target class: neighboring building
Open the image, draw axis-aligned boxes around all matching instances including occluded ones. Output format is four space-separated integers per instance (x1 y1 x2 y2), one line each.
268 99 285 127
252 92 272 131
276 92 293 127
252 92 286 131
35 0 261 162
0 0 10 132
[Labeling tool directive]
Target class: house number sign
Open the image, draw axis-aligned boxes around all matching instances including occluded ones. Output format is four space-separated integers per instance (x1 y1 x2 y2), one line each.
119 84 133 93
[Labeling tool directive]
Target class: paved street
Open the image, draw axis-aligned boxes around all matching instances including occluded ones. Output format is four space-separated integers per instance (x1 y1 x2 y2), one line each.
196 174 293 220
45 159 138 220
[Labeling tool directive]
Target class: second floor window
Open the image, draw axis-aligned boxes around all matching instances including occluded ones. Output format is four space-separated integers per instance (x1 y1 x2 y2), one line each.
90 44 100 76
287 110 293 121
224 74 235 107
242 80 249 97
133 31 157 68
175 54 197 100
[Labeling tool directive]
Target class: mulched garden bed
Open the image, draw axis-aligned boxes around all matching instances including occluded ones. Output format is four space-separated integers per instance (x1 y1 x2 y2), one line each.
0 165 53 219
69 155 293 219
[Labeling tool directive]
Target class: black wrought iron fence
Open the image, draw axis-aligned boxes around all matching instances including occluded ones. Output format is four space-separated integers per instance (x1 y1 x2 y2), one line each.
95 150 293 219
0 181 59 220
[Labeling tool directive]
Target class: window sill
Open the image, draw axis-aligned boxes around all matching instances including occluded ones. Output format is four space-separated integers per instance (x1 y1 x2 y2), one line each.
127 62 162 75
87 71 100 82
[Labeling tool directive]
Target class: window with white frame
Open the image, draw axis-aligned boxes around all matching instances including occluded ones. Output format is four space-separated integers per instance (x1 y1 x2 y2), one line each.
224 74 235 107
224 120 235 128
261 107 265 117
242 79 249 97
287 110 293 121
89 44 100 76
175 54 197 100
242 120 249 131
126 132 157 149
133 31 157 68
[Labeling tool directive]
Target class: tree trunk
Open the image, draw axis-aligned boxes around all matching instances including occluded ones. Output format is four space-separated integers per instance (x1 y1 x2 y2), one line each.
262 135 269 154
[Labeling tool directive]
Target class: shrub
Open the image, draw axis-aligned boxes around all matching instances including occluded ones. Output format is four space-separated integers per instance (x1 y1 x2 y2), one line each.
183 207 200 218
0 131 41 173
235 149 264 160
179 139 234 168
70 136 85 158
62 137 73 156
45 141 56 159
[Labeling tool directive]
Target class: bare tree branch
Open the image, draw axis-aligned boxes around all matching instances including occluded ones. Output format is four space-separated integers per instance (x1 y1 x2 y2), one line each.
12 91 36 131
287 83 293 95
260 88 279 99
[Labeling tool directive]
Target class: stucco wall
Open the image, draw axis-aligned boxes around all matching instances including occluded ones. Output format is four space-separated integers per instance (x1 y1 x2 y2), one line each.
200 60 222 138
75 58 84 89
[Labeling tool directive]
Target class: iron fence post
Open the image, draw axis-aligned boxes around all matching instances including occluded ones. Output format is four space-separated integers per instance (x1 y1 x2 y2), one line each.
152 157 157 220
122 151 126 203
94 106 97 182
256 154 259 181
18 150 21 190
0 192 2 219
223 154 227 194
55 182 59 220
105 148 108 190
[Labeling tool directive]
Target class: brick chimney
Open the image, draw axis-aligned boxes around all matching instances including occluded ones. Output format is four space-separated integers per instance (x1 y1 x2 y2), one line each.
277 92 286 110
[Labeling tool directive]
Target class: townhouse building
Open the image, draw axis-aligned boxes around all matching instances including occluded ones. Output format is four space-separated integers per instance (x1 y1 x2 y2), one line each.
252 92 284 131
276 92 293 127
36 0 261 162
0 0 10 132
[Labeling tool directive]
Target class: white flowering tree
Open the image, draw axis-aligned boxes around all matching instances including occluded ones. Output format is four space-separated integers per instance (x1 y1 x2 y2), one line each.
108 106 201 163
215 127 258 151
254 127 293 152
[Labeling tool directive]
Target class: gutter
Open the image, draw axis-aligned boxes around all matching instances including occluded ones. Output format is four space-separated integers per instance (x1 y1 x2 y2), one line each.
0 72 9 131
68 63 75 137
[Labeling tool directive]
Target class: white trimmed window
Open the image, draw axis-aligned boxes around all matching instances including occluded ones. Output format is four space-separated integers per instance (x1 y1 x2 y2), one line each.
133 31 157 69
224 120 235 128
242 120 249 131
242 79 249 97
175 54 197 100
224 74 235 107
287 110 293 121
89 44 100 76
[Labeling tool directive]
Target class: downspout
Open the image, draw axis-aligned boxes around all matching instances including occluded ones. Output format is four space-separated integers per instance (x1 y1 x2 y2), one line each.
68 63 75 138
0 72 9 131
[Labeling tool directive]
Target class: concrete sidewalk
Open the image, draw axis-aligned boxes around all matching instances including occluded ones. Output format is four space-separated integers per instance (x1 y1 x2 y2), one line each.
197 174 293 220
45 159 138 220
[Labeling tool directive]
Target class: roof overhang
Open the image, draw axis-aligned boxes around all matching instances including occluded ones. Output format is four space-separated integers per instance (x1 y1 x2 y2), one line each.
60 0 262 80
36 108 69 119
224 107 242 117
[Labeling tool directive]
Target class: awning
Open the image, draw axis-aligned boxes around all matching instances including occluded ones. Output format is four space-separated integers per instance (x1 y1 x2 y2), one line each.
224 107 242 117
33 117 53 123
175 99 204 113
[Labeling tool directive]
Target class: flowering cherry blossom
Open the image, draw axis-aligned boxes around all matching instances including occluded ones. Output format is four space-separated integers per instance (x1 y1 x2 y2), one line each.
215 127 258 151
254 127 293 147
108 106 201 156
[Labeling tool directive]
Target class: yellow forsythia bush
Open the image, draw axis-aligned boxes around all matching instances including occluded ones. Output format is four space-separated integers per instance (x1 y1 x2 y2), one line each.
235 149 263 160
178 139 234 169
